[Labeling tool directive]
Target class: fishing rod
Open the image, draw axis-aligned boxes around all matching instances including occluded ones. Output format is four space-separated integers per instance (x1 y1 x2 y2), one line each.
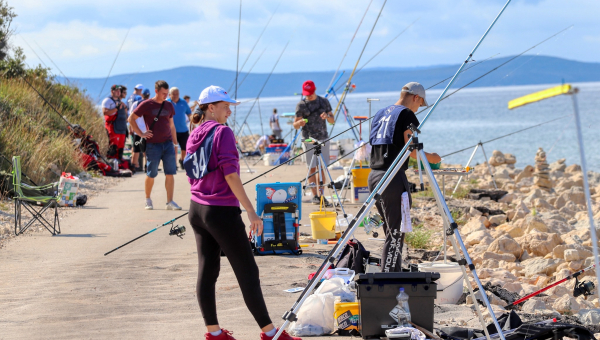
227 2 280 92
324 0 374 93
237 47 267 89
441 114 572 158
329 0 387 132
97 28 130 101
273 2 512 339
104 212 188 256
234 41 289 137
333 18 419 93
232 0 242 132
17 35 50 70
415 25 573 115
33 40 70 83
509 264 596 307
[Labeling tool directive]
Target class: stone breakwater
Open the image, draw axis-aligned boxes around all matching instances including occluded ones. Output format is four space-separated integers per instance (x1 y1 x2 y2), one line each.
405 149 600 333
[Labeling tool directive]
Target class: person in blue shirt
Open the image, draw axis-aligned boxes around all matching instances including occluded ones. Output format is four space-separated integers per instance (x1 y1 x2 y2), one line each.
168 87 192 169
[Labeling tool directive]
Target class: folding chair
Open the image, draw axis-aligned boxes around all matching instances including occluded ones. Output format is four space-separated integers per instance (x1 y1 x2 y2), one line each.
12 156 61 236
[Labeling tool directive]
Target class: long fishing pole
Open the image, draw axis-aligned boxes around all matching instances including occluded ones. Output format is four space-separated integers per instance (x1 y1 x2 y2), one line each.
324 0 374 93
334 18 418 93
234 41 289 137
509 264 596 307
98 28 130 101
330 0 387 127
233 0 242 132
33 40 70 83
237 47 267 89
274 3 512 338
17 35 50 70
104 212 189 256
416 25 573 115
228 2 280 92
441 114 572 158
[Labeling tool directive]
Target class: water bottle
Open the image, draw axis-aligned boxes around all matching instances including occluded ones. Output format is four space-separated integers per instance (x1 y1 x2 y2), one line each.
389 287 411 326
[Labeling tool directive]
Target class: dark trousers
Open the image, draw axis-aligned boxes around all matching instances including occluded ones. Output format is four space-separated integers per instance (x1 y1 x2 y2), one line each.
368 169 409 273
189 201 272 328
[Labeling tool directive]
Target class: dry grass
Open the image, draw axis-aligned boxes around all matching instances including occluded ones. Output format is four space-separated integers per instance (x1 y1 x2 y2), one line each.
0 77 106 184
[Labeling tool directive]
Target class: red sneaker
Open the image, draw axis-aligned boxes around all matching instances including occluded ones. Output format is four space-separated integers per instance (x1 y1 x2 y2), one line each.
205 329 237 340
260 329 301 340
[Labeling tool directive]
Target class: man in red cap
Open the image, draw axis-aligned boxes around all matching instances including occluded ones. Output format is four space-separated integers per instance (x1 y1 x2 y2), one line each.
294 80 335 205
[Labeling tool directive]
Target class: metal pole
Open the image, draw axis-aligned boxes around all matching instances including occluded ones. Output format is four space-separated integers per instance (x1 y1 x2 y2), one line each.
367 98 379 133
480 144 498 189
452 143 480 196
570 88 600 296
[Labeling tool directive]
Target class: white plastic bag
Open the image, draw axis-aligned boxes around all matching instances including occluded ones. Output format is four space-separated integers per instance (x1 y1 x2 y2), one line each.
315 277 355 302
289 293 335 336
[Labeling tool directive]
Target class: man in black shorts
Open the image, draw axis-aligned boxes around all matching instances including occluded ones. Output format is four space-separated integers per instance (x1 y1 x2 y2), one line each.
129 88 150 171
368 82 441 272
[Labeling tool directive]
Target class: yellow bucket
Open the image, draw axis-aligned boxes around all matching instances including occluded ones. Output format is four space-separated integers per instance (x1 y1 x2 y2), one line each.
351 168 370 187
309 211 337 239
334 301 360 331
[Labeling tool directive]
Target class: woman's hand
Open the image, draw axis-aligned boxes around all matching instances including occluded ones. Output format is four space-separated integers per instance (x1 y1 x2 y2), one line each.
248 210 264 236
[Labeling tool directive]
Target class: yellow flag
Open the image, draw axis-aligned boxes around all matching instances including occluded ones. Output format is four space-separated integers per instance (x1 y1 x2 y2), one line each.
508 84 572 110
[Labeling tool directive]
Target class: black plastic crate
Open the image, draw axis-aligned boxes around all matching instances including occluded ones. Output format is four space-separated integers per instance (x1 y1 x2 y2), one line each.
355 272 439 339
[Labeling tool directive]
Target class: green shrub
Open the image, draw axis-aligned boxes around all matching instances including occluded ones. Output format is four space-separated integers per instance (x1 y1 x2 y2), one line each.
405 223 432 249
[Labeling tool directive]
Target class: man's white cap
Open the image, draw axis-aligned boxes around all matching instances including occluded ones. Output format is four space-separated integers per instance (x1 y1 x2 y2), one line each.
199 85 240 106
401 82 428 107
134 84 144 90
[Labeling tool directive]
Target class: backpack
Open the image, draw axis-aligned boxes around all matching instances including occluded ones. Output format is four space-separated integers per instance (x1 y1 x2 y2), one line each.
335 239 370 274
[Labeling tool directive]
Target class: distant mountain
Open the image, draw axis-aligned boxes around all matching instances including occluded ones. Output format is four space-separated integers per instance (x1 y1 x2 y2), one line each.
65 55 600 102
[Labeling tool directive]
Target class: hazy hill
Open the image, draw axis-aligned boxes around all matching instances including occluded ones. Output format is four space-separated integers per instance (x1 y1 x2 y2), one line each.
66 55 600 102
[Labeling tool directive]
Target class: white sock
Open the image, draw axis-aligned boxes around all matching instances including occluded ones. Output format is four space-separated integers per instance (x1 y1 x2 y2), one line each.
265 328 277 337
146 198 152 204
210 329 222 336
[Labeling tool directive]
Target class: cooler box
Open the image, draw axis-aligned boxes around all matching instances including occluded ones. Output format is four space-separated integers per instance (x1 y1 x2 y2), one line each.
355 272 439 339
267 145 290 165
254 182 302 255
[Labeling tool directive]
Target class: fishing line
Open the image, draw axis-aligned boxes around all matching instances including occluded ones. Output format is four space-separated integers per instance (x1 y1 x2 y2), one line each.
325 0 374 93
17 35 50 70
97 28 130 101
257 97 264 135
441 114 572 158
33 40 70 83
415 25 573 115
233 0 242 132
228 1 280 92
234 41 289 137
237 47 267 89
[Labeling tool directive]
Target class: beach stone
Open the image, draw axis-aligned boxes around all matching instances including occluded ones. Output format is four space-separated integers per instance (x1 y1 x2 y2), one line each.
497 224 524 238
569 260 583 271
504 154 517 165
578 309 600 325
498 193 515 204
564 249 581 262
533 148 553 191
533 198 555 212
488 214 506 225
547 284 570 298
517 232 562 257
555 187 586 209
489 150 506 167
461 217 487 236
553 244 594 260
522 258 561 278
549 158 567 172
469 206 483 217
465 230 491 246
553 294 581 314
559 206 577 218
523 216 548 234
487 235 522 258
482 251 516 263
565 164 582 173
522 299 546 313
515 165 535 183
502 282 523 295
520 250 532 261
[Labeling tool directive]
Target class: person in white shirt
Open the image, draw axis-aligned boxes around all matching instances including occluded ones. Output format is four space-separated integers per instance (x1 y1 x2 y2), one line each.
255 134 274 154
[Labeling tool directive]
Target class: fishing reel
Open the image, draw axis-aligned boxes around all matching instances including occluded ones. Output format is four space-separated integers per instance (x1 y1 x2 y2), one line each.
362 212 383 238
169 224 186 238
573 277 595 298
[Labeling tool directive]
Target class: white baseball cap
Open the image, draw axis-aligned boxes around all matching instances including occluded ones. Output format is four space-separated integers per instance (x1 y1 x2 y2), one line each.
199 85 240 106
134 84 144 90
401 82 428 107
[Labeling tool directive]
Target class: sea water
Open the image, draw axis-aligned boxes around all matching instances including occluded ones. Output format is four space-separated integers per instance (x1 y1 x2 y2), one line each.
234 82 600 169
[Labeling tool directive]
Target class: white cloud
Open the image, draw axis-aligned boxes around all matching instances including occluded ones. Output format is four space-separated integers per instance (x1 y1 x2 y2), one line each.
9 0 600 78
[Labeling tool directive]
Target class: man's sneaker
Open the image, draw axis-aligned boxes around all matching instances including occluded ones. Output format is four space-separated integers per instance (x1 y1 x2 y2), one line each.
145 199 153 210
166 201 182 210
179 159 184 170
205 329 237 340
311 195 321 205
321 196 333 208
260 329 301 340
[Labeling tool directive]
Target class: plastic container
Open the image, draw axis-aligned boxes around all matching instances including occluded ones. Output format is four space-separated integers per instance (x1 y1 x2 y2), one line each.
418 262 463 304
419 161 441 170
324 268 356 283
309 211 337 239
334 302 360 332
390 288 411 326
351 167 371 203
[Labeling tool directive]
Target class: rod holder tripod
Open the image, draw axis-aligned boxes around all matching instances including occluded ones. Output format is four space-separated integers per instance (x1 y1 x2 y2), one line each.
451 142 497 196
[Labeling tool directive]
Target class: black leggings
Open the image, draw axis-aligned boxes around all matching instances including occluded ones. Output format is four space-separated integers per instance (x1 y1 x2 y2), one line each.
188 201 272 328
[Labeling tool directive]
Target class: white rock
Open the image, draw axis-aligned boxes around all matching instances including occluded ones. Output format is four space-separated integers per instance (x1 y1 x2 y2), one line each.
522 299 546 313
564 249 581 262
489 214 507 225
552 294 581 314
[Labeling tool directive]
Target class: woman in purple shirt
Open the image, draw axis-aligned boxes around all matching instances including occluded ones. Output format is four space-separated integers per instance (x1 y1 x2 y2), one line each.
186 86 300 340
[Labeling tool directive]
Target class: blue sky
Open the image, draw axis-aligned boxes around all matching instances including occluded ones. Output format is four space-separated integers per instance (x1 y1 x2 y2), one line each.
10 0 600 78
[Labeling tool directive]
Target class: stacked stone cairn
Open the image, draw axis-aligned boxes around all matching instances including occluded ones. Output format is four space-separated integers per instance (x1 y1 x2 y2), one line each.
533 148 553 191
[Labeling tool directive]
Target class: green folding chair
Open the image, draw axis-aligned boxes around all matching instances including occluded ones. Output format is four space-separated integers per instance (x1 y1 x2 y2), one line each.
12 156 61 236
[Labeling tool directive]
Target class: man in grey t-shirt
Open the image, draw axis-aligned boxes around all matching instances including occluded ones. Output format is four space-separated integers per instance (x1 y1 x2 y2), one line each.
294 80 335 205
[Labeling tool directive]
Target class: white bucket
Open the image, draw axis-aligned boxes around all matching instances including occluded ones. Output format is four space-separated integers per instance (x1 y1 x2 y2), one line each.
418 262 463 305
